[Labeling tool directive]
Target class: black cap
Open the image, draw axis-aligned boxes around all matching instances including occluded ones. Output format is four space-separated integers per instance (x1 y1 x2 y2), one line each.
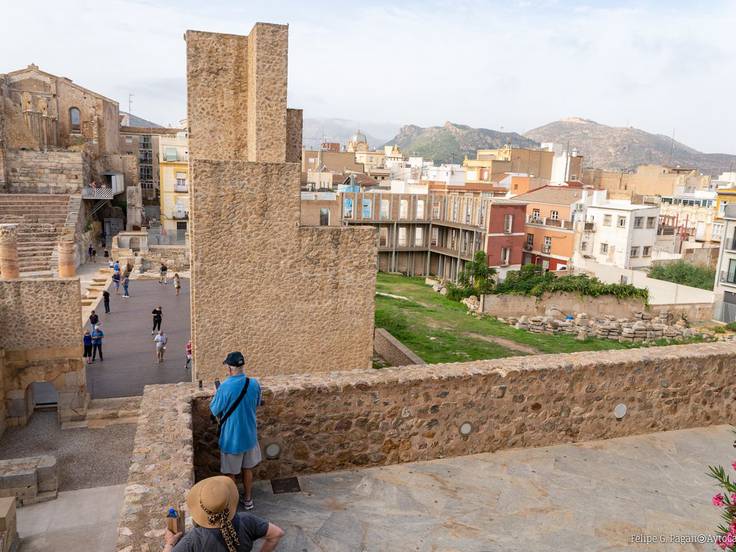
223 351 245 367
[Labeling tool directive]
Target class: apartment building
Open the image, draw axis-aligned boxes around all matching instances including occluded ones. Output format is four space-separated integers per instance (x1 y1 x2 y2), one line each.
583 165 711 200
514 186 589 271
658 190 722 245
578 200 660 269
341 190 526 279
713 204 736 322
158 131 189 243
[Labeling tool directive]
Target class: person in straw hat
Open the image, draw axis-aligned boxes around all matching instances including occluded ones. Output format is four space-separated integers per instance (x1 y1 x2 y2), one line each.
163 476 283 552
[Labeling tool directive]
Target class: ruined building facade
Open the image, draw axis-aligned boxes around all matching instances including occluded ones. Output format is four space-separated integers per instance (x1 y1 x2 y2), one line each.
186 24 376 380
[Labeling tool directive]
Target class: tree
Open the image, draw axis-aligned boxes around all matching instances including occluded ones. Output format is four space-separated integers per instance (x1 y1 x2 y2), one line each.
457 251 497 295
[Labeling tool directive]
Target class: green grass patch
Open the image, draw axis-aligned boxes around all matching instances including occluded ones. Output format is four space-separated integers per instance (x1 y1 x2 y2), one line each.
374 272 703 363
648 261 716 291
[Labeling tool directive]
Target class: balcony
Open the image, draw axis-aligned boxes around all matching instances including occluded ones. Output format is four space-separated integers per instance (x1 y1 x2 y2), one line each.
523 243 533 251
542 245 551 254
584 222 595 232
82 186 114 200
526 216 573 230
172 210 189 220
174 183 189 193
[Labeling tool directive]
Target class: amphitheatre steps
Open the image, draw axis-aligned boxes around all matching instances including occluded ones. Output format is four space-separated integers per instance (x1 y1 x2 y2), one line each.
0 194 72 276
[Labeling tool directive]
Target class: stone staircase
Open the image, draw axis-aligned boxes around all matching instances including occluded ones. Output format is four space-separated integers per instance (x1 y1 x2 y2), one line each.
0 194 71 276
62 397 141 430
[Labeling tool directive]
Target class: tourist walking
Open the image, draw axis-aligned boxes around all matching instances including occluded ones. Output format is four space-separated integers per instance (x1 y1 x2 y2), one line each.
185 340 193 371
88 245 94 262
173 273 181 296
103 290 110 313
122 274 130 298
91 326 104 362
159 263 168 284
88 310 99 329
210 352 262 511
83 330 92 364
154 330 168 363
113 260 120 273
91 247 97 263
112 271 121 294
152 305 163 334
161 476 284 552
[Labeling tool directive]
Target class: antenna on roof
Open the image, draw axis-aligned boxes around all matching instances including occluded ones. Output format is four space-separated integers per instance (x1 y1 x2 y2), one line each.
128 93 134 116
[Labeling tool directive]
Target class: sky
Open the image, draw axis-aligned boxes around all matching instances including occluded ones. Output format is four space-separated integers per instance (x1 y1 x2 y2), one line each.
1 0 734 152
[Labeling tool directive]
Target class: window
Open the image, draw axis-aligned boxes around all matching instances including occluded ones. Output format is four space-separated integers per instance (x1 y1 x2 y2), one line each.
630 246 640 258
501 247 510 265
504 214 513 233
176 221 188 231
646 217 656 229
416 199 425 219
69 107 81 131
362 198 372 219
399 199 408 220
543 236 552 253
726 259 736 284
713 223 724 240
580 241 588 251
343 197 354 218
634 217 643 228
380 199 390 219
532 208 541 221
526 233 534 248
617 216 626 228
164 147 178 162
139 165 153 181
464 200 472 224
139 150 153 164
431 227 439 246
319 208 330 226
550 210 559 221
175 172 187 191
379 226 388 246
140 135 152 149
479 202 487 226
453 198 460 222
432 202 441 219
398 226 408 246
642 246 652 257
415 227 424 246
603 214 612 226
600 243 609 254
124 136 133 144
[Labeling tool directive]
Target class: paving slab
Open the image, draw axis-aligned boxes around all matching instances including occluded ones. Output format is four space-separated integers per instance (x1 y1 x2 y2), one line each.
250 425 734 551
16 484 124 552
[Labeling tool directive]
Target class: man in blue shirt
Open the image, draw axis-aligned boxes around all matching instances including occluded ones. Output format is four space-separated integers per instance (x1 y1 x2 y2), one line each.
91 326 104 362
210 352 262 510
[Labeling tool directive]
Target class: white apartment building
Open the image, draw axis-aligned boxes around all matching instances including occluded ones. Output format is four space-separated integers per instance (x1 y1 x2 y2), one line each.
713 204 736 322
577 199 660 269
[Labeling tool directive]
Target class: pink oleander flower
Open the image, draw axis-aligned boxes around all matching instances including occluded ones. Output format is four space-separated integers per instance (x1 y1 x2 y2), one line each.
718 539 728 551
713 493 726 507
732 460 736 471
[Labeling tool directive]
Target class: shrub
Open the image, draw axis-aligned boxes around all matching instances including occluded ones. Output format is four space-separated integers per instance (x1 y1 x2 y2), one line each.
648 261 716 291
494 264 649 303
727 322 736 332
713 326 727 334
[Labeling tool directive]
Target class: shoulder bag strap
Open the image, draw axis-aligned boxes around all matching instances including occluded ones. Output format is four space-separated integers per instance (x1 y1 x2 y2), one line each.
218 378 250 426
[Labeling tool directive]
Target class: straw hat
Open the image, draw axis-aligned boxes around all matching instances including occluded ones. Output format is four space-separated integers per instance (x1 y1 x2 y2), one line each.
186 476 239 528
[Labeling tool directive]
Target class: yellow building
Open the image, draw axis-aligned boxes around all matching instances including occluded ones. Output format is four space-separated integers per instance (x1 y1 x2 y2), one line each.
158 131 189 242
716 187 736 221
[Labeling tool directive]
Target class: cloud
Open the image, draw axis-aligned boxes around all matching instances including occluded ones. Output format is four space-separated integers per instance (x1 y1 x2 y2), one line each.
1 0 734 152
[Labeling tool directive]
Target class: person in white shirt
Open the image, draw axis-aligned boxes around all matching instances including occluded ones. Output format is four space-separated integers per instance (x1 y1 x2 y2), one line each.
154 331 168 363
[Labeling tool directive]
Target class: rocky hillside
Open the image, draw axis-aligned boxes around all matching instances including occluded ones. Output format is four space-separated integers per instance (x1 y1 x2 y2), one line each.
525 118 736 174
383 121 538 164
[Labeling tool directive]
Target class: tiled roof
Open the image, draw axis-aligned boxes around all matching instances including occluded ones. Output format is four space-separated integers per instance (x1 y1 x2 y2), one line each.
512 186 584 205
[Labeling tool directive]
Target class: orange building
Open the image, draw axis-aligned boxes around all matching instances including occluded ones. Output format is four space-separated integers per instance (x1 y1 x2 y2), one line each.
513 186 586 271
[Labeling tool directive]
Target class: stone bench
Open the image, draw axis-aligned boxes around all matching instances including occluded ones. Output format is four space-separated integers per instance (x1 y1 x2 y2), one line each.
0 456 58 507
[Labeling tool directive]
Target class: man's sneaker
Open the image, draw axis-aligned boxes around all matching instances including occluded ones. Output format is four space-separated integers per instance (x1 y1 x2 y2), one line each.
239 496 254 511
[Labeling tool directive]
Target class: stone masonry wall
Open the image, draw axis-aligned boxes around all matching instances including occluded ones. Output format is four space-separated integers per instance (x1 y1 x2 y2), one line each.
286 108 302 164
0 279 86 425
4 150 84 193
186 25 377 381
118 342 736 551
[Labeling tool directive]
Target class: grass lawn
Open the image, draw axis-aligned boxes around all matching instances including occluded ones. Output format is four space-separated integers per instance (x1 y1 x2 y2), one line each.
375 272 700 364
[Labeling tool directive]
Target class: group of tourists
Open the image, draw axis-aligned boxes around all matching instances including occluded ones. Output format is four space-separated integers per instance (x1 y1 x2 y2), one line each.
83 310 105 363
110 259 131 298
162 351 284 552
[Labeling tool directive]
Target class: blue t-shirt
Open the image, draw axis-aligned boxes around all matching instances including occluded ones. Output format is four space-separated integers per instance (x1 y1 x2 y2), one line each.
210 374 261 454
91 329 104 344
83 335 92 346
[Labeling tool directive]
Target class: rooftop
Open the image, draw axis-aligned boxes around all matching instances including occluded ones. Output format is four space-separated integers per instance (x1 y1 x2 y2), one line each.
512 185 584 205
253 425 732 551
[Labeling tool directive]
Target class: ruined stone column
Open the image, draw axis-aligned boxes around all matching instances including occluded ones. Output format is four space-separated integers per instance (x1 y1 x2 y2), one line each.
58 239 76 277
0 223 20 279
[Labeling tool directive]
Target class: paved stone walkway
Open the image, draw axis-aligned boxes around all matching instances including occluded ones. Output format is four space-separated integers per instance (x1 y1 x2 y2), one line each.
85 278 191 398
17 484 125 552
251 425 733 551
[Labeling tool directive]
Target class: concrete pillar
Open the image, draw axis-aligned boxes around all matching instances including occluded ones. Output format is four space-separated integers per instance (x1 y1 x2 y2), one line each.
58 239 76 277
0 223 20 279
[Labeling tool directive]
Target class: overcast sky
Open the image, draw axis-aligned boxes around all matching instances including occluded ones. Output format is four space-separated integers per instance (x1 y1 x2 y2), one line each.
1 0 733 152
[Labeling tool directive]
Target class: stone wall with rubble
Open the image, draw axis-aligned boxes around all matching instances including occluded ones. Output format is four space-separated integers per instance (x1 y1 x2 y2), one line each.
0 279 87 426
4 149 84 193
186 25 376 381
117 342 736 551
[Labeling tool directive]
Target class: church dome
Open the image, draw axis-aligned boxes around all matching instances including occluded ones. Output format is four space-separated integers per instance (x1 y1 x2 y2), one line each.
351 130 367 144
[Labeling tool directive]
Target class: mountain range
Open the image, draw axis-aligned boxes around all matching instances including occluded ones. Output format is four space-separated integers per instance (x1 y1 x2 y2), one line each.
382 122 537 164
524 118 736 174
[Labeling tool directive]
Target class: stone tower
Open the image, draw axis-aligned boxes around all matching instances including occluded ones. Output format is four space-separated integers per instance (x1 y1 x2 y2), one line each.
186 24 377 381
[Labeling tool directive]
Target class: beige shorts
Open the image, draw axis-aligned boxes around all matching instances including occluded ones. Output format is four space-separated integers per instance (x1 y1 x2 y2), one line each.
220 443 262 473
